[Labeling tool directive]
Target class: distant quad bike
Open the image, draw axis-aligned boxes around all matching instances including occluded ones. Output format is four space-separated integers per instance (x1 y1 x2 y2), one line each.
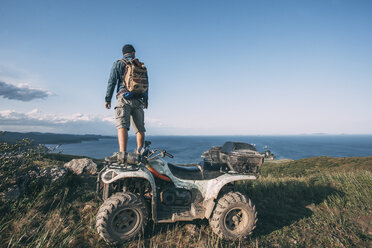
96 141 264 245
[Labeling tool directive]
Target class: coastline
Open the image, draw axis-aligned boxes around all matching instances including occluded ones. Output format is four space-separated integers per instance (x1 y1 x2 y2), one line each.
0 131 115 144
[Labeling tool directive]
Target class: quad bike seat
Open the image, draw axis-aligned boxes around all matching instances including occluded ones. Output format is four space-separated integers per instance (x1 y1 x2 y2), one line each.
168 162 223 180
221 141 257 153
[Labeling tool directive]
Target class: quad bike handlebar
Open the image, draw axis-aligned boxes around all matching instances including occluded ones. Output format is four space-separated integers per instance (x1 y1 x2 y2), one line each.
135 141 173 163
162 150 174 158
140 142 173 181
145 148 173 161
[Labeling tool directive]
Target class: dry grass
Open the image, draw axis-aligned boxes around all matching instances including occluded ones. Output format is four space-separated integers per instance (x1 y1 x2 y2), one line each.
0 156 371 247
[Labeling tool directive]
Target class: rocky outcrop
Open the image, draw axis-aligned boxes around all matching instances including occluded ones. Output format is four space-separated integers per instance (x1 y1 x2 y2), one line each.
38 167 68 182
64 158 97 175
1 157 96 203
0 166 68 202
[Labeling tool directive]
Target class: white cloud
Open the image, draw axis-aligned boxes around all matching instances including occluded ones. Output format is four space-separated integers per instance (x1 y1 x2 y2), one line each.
0 109 207 135
0 109 116 135
1 109 326 135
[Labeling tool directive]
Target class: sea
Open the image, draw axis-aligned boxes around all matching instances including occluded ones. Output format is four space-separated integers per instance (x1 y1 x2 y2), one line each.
49 135 372 164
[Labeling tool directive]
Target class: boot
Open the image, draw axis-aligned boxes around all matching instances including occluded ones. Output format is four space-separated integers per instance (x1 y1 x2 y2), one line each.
105 152 126 163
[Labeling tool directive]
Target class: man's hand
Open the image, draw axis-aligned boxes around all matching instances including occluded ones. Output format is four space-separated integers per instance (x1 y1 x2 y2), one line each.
105 102 111 109
144 102 148 109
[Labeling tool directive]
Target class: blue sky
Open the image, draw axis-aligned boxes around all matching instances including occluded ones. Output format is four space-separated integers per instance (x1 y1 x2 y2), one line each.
0 0 371 135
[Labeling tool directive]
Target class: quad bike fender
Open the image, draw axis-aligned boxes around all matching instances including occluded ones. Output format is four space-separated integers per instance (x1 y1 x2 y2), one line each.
202 174 256 219
101 168 158 222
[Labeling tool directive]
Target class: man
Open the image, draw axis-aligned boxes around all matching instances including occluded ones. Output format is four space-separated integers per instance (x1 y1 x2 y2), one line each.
105 44 148 153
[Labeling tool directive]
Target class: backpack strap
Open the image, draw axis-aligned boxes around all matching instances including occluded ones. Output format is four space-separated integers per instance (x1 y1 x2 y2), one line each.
118 59 130 87
118 58 128 64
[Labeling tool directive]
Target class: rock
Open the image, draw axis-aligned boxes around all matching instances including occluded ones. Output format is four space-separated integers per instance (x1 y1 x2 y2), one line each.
24 166 67 182
38 167 68 182
0 166 68 203
64 158 97 175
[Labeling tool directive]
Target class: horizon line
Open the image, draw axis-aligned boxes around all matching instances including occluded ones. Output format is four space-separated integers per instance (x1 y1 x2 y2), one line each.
2 130 372 137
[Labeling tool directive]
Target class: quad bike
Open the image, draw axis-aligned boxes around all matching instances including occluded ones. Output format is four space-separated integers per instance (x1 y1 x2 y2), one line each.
96 141 264 245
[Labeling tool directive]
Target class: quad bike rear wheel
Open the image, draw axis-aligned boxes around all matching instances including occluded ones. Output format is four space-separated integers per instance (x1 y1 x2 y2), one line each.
209 192 257 240
96 192 148 245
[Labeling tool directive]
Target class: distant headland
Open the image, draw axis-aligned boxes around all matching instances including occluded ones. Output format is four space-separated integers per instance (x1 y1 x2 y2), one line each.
0 131 115 144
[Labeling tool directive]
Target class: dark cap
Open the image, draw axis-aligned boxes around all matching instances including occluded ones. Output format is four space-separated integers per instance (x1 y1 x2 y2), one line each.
122 44 135 54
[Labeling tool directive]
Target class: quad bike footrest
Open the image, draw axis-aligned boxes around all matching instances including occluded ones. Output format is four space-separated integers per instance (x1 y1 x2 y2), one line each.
157 204 204 223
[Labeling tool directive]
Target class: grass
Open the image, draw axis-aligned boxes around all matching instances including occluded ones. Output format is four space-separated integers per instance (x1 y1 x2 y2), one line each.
0 155 371 247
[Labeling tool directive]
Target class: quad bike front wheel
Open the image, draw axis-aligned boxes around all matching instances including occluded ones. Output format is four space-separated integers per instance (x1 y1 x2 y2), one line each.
209 192 257 240
96 192 148 245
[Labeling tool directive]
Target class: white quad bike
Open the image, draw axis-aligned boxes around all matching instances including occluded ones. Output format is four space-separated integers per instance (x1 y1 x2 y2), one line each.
96 141 264 245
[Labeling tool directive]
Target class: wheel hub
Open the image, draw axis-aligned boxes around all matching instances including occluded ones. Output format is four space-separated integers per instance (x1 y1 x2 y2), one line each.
111 208 140 235
224 208 248 233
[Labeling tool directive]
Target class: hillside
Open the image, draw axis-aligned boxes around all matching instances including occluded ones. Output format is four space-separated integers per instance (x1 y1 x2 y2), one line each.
0 149 371 247
0 131 115 144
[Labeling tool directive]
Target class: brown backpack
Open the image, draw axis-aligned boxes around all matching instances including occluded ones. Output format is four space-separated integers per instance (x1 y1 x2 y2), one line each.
119 58 148 94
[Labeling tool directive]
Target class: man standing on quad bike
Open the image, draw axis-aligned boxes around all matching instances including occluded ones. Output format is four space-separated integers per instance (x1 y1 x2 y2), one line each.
105 44 149 153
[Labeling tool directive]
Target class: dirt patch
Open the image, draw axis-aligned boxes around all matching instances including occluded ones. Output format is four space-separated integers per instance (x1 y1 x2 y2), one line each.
355 214 372 235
